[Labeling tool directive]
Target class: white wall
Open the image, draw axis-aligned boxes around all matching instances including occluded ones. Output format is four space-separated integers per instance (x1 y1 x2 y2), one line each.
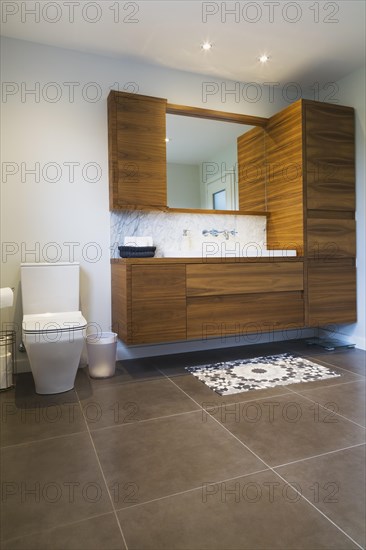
320 66 366 350
167 163 201 208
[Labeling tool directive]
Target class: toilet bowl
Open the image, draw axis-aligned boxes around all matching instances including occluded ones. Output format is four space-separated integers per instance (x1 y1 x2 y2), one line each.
22 311 87 394
20 263 87 395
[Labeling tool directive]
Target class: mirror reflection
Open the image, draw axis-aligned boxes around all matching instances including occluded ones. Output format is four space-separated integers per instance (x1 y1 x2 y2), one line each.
166 114 254 211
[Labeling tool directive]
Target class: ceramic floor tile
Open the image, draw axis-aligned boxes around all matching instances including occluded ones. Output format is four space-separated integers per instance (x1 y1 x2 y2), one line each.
0 432 112 542
79 377 200 429
305 349 366 377
285 343 366 376
283 361 363 392
275 445 366 548
117 469 359 549
2 513 126 550
0 374 87 447
91 411 266 509
209 393 366 466
75 361 162 399
292 380 366 427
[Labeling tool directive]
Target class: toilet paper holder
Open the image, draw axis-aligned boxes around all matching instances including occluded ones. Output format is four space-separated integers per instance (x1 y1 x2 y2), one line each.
0 330 16 392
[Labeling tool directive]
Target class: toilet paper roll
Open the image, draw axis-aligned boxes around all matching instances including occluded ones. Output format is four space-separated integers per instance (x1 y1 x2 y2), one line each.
0 288 14 309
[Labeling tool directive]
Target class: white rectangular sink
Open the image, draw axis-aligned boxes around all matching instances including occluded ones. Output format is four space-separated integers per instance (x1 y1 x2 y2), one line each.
163 242 297 258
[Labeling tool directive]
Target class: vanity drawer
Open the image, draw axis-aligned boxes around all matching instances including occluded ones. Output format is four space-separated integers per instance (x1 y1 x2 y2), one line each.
131 265 186 299
186 262 303 297
187 291 304 340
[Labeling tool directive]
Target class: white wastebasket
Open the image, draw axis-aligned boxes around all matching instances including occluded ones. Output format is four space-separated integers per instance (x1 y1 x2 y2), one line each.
86 332 117 379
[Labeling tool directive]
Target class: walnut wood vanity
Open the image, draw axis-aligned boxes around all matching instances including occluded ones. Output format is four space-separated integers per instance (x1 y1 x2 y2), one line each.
111 257 305 345
108 91 357 345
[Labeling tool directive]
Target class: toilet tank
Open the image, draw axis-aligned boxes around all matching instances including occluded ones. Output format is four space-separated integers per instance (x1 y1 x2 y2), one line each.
21 262 81 315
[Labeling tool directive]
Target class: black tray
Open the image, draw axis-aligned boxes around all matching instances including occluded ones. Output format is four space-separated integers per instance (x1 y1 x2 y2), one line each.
118 246 156 258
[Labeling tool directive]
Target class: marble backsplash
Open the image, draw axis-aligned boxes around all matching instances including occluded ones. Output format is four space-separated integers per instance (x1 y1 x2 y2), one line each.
111 210 267 258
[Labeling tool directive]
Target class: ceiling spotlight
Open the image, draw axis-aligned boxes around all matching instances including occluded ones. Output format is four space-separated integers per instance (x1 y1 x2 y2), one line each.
259 54 270 63
201 41 212 51
165 137 171 143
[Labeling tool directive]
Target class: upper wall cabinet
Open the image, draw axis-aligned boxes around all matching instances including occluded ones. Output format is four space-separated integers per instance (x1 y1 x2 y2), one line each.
108 90 167 210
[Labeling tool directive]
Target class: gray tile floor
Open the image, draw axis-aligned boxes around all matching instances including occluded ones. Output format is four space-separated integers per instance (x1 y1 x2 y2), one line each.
1 340 365 549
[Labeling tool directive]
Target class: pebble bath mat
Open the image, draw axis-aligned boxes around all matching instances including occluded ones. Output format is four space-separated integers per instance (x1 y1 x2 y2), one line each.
186 353 341 396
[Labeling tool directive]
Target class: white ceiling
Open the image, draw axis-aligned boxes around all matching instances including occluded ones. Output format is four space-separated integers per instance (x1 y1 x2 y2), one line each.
1 0 365 87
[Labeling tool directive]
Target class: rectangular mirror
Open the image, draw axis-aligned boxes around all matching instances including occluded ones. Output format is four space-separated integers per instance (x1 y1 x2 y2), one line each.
166 114 258 211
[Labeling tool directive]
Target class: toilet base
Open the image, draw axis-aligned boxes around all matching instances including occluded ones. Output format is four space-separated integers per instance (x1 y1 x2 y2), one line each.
23 331 85 395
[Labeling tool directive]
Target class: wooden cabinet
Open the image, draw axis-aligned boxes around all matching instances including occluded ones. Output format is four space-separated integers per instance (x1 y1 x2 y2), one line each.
237 127 266 212
110 97 357 344
307 260 356 326
303 101 356 325
112 259 304 345
108 91 167 210
265 101 304 255
186 261 304 340
112 263 186 345
260 99 356 327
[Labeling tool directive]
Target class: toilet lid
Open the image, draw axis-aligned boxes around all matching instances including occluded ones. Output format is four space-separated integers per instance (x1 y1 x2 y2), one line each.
23 311 87 333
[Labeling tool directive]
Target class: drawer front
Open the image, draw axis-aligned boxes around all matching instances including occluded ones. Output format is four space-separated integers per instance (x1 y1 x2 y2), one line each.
132 265 186 300
131 298 186 344
187 292 304 340
186 262 303 297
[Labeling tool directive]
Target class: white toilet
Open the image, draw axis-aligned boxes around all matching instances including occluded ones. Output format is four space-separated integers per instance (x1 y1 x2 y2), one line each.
21 262 87 394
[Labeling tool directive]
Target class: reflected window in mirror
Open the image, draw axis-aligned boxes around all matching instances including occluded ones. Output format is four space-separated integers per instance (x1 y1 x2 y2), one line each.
213 189 226 210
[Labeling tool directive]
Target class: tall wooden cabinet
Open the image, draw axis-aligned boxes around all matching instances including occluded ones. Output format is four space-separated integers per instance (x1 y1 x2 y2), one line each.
303 101 356 326
238 99 357 327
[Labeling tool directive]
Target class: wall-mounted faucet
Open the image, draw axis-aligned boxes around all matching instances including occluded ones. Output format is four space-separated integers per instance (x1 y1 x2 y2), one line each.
202 229 238 240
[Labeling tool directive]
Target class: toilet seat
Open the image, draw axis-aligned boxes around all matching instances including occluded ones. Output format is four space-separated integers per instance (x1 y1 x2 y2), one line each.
23 311 87 334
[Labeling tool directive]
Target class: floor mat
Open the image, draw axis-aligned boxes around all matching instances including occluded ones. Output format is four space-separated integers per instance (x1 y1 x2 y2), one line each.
185 353 341 396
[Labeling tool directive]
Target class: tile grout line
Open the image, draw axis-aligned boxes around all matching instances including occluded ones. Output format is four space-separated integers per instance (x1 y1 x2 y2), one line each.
273 441 366 469
157 366 364 550
85 389 297 434
0 429 89 450
114 467 270 512
286 386 366 430
299 355 365 378
74 386 129 550
2 511 118 545
87 407 202 433
287 378 366 391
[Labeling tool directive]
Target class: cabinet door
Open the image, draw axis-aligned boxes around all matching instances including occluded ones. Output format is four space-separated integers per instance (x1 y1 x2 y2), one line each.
237 126 266 212
307 218 356 258
131 265 186 344
265 100 304 254
108 91 167 209
305 102 355 211
307 260 356 326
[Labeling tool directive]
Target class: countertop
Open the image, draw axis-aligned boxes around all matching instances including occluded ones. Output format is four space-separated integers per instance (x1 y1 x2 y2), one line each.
111 256 303 264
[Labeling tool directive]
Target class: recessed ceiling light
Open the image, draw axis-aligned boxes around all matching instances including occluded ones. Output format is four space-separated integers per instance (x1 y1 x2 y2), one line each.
165 137 171 143
259 54 270 63
201 41 212 51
